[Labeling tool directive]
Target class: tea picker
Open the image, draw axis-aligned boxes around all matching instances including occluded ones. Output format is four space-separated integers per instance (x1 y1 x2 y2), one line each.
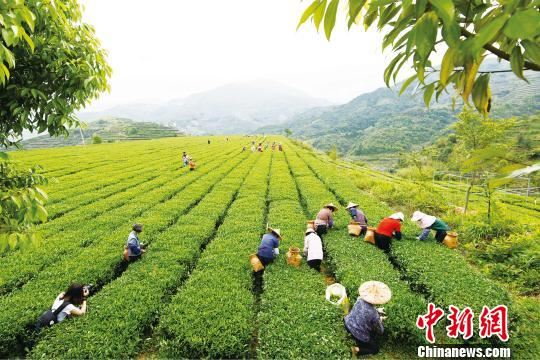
370 212 404 252
303 227 323 272
250 227 281 287
314 203 338 239
346 202 368 236
411 211 457 248
344 281 391 356
123 223 147 262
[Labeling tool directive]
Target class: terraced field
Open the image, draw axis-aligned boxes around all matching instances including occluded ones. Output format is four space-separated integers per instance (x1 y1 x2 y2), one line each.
1 136 535 359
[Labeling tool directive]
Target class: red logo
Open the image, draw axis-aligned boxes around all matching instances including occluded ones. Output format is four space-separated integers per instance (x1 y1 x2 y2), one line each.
479 305 509 342
416 303 445 343
417 303 509 343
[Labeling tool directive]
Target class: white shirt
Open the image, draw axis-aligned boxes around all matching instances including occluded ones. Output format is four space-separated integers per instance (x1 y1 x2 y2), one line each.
303 233 323 261
51 294 78 323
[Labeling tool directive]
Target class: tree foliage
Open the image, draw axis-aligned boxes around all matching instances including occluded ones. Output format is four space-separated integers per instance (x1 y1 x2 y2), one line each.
0 0 111 249
0 154 48 252
298 0 540 116
0 0 112 147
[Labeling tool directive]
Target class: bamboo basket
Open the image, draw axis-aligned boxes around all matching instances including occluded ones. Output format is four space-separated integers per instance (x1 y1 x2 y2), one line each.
443 232 458 249
286 247 302 267
348 221 362 236
364 227 376 244
249 254 264 272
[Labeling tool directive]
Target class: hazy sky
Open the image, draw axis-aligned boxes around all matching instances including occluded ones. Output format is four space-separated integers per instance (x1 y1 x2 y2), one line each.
80 0 413 111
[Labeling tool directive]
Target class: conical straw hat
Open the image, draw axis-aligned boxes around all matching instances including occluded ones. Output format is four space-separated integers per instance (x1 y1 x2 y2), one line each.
358 281 392 305
325 203 338 211
267 227 282 239
346 202 359 210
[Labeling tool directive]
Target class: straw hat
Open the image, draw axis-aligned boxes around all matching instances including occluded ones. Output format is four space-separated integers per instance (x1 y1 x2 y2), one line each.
305 227 316 235
325 203 338 211
389 212 405 222
268 227 282 239
346 202 359 210
358 281 392 305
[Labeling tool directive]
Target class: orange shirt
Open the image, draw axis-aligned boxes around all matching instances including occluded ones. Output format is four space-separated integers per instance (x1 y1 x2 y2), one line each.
376 218 401 237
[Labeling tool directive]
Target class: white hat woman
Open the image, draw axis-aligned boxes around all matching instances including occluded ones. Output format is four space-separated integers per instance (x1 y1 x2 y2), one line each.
411 211 451 242
303 227 323 272
344 281 391 356
315 203 338 239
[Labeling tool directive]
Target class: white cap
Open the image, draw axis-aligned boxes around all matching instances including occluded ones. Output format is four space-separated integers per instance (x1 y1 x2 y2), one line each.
389 212 405 221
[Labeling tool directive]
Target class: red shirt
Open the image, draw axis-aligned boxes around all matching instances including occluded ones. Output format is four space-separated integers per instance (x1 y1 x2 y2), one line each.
376 218 401 237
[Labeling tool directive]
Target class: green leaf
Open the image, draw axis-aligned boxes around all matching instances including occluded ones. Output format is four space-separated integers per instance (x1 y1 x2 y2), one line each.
415 0 427 19
348 0 367 29
471 73 491 115
297 1 322 30
472 15 509 52
324 0 339 40
429 0 454 24
399 74 417 95
441 20 460 47
510 46 526 82
440 47 455 86
522 40 540 65
384 53 405 87
423 83 435 108
314 0 328 30
503 8 540 40
414 12 438 61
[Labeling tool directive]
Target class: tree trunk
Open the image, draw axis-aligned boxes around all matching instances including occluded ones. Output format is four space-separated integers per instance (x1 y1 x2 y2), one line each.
463 174 476 215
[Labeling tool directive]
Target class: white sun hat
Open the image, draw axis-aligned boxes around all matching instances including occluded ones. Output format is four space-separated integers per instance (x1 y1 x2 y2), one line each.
411 211 437 228
358 281 392 305
389 212 405 221
346 202 359 210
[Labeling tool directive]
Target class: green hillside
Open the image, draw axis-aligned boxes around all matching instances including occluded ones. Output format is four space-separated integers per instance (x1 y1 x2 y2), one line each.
259 60 540 159
20 118 181 149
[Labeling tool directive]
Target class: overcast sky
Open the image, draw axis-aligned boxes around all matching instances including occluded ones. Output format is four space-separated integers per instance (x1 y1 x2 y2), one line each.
80 0 414 111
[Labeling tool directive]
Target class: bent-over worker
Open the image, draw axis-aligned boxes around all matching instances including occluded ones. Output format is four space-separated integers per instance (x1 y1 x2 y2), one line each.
374 212 403 252
189 158 196 171
344 281 391 356
411 211 450 242
303 227 323 272
256 227 281 267
315 203 338 238
346 202 368 235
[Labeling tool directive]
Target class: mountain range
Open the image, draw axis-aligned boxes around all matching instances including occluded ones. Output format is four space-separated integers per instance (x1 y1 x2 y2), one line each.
257 60 540 158
79 80 331 134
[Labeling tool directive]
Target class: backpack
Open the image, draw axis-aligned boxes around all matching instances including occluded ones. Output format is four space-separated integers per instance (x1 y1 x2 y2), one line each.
35 301 71 330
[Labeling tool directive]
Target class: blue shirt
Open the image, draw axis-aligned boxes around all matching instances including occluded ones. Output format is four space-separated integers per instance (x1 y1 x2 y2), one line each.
344 299 384 343
257 233 279 259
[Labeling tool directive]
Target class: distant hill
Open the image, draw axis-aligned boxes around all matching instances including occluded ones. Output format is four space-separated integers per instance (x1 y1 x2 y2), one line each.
257 59 540 158
20 118 180 149
79 80 331 135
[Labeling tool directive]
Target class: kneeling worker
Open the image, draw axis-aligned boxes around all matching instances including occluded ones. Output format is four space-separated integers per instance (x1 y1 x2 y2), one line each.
344 281 391 356
411 211 450 242
303 227 323 272
374 212 404 251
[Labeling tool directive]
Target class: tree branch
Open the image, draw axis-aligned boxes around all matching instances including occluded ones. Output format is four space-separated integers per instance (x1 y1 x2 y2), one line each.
460 28 540 71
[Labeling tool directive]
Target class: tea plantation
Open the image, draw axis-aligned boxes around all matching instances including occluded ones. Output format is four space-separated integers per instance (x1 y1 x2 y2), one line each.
0 136 536 359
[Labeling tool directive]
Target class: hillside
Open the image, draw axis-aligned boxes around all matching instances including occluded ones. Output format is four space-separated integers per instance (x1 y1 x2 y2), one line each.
20 118 180 149
2 136 536 359
79 80 331 134
258 59 540 158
